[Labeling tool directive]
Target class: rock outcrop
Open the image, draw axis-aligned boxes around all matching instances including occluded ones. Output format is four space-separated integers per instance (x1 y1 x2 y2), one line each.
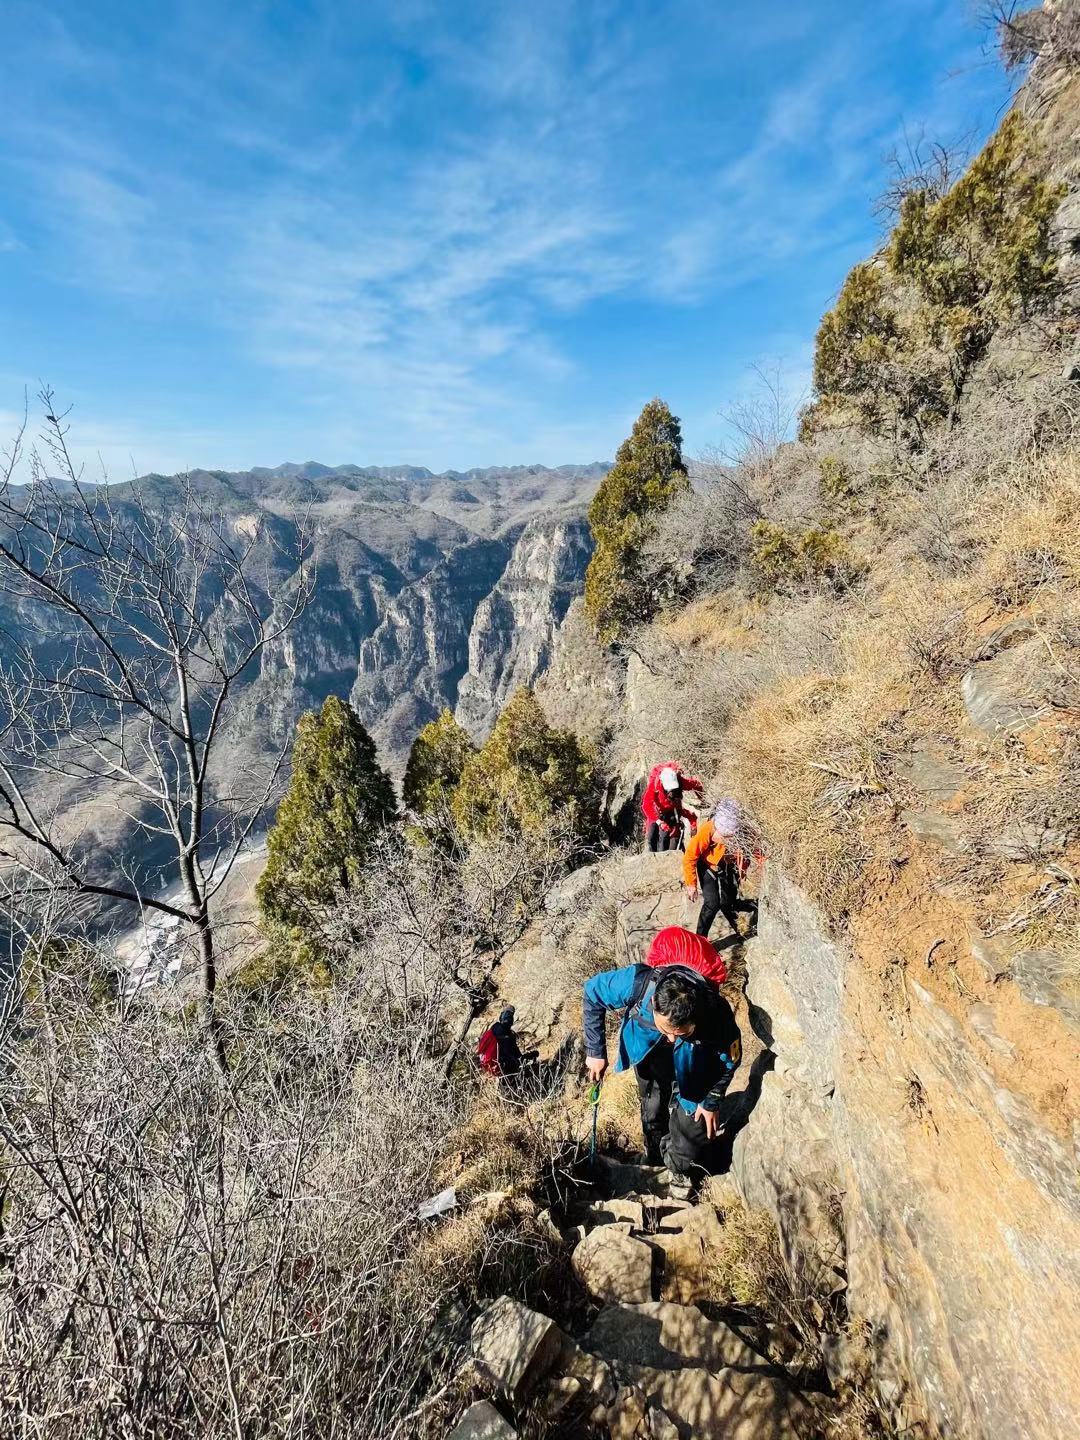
456 518 592 741
352 536 512 756
733 868 1080 1440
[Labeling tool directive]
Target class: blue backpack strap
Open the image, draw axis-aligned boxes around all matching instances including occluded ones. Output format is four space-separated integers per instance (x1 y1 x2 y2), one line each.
622 963 654 1030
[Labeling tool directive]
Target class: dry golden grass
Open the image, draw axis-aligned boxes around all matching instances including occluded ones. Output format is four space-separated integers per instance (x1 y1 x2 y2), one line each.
701 1195 787 1310
644 444 1080 934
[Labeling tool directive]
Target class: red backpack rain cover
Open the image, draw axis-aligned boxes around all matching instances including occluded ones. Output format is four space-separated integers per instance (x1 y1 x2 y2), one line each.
476 1026 501 1075
645 926 728 987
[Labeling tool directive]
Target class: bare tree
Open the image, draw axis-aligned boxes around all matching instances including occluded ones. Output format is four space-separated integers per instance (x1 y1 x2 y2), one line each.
987 2 1080 75
0 392 315 1064
875 130 968 224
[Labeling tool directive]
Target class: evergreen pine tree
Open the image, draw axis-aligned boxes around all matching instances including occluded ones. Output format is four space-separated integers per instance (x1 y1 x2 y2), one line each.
584 398 690 645
256 696 396 937
402 709 476 816
451 687 597 844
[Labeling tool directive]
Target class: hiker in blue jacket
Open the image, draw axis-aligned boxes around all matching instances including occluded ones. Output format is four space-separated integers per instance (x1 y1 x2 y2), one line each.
583 962 741 1183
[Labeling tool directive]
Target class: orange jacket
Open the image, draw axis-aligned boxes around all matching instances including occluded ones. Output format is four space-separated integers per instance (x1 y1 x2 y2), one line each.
682 819 751 888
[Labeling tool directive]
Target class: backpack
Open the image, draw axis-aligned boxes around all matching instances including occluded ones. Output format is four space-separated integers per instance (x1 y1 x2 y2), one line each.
648 926 728 986
623 926 729 1023
476 1026 501 1076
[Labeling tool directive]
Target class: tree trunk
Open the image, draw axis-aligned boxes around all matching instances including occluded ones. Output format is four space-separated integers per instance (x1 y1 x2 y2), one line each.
195 910 228 1074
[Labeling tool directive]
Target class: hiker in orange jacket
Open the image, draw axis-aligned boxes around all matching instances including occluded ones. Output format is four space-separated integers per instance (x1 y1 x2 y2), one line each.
684 799 758 940
641 763 703 852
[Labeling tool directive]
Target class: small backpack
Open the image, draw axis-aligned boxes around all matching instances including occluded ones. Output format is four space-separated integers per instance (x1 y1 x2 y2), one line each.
647 926 728 986
476 1026 501 1076
623 926 729 1023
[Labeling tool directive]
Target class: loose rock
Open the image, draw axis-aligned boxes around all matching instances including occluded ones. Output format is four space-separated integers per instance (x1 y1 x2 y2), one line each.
470 1296 563 1401
445 1399 517 1440
572 1226 655 1305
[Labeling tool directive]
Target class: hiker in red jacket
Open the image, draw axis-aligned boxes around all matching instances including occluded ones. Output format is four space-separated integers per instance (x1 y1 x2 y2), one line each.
476 1007 524 1078
641 763 703 852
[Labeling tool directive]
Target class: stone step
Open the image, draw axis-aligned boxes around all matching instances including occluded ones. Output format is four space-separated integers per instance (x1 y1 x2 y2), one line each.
584 1300 768 1374
617 1361 811 1440
572 1225 655 1305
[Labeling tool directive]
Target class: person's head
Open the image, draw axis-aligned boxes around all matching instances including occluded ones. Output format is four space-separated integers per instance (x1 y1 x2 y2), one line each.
498 1006 516 1029
659 766 680 795
652 971 698 1043
712 799 741 837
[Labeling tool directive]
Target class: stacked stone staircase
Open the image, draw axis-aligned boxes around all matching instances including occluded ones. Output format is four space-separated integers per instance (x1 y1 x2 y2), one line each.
446 1160 821 1440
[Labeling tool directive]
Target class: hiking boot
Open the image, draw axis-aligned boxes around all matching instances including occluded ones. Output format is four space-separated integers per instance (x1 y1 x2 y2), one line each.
659 1167 694 1201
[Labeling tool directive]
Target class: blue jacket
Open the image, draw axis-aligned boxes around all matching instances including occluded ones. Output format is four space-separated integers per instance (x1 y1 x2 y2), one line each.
583 964 741 1114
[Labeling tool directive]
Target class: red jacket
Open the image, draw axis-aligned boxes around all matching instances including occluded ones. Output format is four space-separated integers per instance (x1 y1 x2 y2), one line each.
641 763 704 833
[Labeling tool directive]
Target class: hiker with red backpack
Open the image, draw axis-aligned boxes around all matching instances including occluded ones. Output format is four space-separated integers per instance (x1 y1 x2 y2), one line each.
582 926 741 1191
476 1007 524 1079
641 763 703 852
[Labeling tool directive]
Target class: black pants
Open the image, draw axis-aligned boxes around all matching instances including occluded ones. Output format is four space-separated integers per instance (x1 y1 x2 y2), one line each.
646 821 680 853
635 1044 715 1175
696 860 739 938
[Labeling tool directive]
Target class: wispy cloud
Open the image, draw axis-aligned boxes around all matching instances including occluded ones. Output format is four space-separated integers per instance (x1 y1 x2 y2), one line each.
0 0 1013 469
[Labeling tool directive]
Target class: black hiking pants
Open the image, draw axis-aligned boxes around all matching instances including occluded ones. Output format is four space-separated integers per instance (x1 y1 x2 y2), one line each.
634 1044 716 1176
646 820 680 853
696 860 739 939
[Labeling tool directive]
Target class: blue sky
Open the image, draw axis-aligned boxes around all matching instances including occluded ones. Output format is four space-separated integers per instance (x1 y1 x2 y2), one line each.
1 1 1015 476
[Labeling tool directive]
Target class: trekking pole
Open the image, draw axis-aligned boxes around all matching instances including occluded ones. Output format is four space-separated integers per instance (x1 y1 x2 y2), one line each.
587 1079 603 1167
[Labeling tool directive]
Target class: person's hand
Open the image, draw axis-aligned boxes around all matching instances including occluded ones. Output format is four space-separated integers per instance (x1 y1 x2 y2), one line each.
586 1057 607 1083
686 884 699 903
695 1105 719 1140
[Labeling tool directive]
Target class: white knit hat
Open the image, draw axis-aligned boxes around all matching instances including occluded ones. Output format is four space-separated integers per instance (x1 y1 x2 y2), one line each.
712 798 741 836
659 766 680 792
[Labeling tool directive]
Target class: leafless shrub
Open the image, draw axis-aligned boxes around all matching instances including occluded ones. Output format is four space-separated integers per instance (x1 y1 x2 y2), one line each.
989 1 1080 74
0 393 314 1065
875 132 969 225
1 926 472 1439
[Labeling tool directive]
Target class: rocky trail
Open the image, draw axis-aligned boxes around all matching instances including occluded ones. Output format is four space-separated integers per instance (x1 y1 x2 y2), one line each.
439 850 851 1439
450 1165 826 1440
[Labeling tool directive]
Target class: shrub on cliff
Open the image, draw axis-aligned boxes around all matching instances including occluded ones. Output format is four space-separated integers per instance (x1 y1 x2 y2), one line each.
256 696 396 953
887 111 1064 412
584 398 691 644
812 112 1064 440
750 520 860 591
451 687 598 845
403 709 476 817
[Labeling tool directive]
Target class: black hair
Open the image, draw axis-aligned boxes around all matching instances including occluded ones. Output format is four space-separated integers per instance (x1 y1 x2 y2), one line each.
653 971 698 1028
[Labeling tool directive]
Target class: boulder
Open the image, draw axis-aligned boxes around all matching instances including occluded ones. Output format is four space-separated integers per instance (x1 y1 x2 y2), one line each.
585 1301 764 1373
960 635 1046 737
445 1399 517 1440
572 1227 655 1304
608 1383 649 1440
621 1362 809 1440
647 1408 681 1440
589 1198 646 1228
470 1296 563 1401
555 1333 618 1406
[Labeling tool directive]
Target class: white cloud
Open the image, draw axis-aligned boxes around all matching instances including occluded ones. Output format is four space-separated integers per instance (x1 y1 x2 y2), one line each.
0 0 1012 468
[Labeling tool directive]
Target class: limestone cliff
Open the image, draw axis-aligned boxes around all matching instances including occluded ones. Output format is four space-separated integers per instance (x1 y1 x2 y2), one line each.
734 869 1080 1440
456 518 592 742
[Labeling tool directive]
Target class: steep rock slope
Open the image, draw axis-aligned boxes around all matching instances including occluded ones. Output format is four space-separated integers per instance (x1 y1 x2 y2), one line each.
734 868 1080 1440
455 518 593 742
352 536 513 760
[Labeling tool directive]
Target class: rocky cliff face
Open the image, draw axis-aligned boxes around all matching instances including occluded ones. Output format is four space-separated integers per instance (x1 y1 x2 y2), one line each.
352 535 513 760
455 518 592 742
732 868 1080 1440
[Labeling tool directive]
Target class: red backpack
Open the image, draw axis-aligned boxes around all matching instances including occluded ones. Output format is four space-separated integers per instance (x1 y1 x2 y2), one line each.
646 926 728 986
476 1026 501 1076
